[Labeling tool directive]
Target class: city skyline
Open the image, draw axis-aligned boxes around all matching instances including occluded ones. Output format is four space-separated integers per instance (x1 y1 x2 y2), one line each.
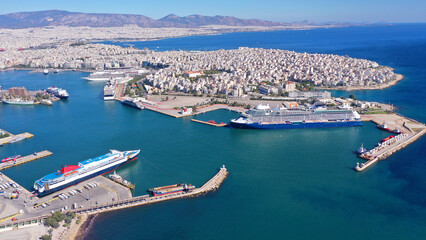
0 0 425 23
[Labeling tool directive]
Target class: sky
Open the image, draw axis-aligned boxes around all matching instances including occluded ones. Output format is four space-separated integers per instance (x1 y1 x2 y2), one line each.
1 0 425 23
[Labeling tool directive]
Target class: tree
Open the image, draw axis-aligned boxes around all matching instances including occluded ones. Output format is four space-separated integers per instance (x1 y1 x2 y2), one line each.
45 217 59 228
349 94 357 100
41 234 52 240
52 211 65 222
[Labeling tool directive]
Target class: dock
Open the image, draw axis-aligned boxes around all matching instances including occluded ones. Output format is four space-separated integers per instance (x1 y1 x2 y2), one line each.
0 150 53 171
0 131 33 146
0 166 228 232
355 113 426 171
191 119 228 127
72 165 228 215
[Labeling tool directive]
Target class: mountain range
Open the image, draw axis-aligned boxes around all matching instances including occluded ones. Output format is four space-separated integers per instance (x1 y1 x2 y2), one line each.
0 10 290 29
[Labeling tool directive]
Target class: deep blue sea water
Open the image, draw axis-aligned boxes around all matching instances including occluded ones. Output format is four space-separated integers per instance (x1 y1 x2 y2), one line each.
1 24 425 240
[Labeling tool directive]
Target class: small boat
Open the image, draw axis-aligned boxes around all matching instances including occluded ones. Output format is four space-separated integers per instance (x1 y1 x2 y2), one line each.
40 99 53 106
1 155 21 163
357 144 367 155
391 128 401 134
381 135 394 142
43 69 49 75
53 69 59 73
109 171 135 189
377 122 389 130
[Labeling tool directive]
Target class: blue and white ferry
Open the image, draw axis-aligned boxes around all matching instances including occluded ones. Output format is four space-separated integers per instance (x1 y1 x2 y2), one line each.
34 149 140 196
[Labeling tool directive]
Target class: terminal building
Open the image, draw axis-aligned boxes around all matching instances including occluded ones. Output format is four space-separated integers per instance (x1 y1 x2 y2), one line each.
8 87 28 97
288 91 331 99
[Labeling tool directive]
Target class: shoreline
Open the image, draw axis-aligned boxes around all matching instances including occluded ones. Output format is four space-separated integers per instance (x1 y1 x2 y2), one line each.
73 214 95 240
315 74 404 91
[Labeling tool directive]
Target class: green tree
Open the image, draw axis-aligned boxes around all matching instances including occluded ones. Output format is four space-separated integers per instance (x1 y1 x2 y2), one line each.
45 217 59 228
349 94 357 100
40 234 52 240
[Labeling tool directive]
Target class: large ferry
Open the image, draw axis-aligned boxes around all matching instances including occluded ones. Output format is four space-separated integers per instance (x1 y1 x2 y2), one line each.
34 149 140 196
230 104 362 129
103 79 117 101
46 86 69 99
122 98 145 110
82 71 125 81
3 99 34 105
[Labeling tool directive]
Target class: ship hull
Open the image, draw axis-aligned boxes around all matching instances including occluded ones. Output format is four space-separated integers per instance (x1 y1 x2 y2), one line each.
3 100 34 105
82 77 110 81
37 156 137 197
230 120 362 129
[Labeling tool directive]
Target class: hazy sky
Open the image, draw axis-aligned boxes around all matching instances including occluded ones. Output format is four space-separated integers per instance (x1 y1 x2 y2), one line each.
2 0 425 23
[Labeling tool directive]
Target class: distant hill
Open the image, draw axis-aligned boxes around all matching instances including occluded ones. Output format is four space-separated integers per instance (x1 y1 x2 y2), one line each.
0 10 288 29
159 14 288 27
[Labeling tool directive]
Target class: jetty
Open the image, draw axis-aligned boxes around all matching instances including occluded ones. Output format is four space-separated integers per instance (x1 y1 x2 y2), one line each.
0 150 53 171
72 165 228 215
191 119 228 127
0 130 33 146
356 113 426 172
0 166 228 232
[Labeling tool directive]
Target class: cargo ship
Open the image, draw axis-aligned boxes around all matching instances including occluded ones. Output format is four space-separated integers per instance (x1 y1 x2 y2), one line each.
148 183 195 196
34 149 140 196
46 86 69 99
230 104 362 129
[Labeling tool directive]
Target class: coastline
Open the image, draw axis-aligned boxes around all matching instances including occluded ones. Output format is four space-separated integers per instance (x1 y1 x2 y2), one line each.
94 25 339 43
72 214 94 240
315 74 404 91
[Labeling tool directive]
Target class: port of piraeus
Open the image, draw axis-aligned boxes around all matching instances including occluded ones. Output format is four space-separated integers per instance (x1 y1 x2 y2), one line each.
1 24 426 239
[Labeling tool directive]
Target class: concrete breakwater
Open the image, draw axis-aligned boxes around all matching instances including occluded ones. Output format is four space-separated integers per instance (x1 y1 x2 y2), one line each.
0 150 52 171
0 166 228 233
355 113 426 172
73 165 228 215
0 130 33 146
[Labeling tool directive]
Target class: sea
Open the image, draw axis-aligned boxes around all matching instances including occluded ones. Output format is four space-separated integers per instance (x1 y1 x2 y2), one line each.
0 23 425 240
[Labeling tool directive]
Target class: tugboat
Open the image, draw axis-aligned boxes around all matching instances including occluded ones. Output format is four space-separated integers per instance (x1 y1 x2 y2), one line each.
40 99 53 106
391 128 401 134
377 122 390 131
357 144 367 155
109 171 135 189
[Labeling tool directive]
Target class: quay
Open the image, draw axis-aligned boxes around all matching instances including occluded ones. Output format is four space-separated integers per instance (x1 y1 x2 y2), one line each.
0 131 33 146
355 114 426 171
0 150 53 171
191 119 228 127
0 166 228 232
72 165 228 215
141 103 245 119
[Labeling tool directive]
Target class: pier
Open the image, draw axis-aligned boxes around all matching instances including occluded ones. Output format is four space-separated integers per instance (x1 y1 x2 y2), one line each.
0 166 228 232
0 131 33 146
191 119 228 127
72 165 228 215
355 114 426 171
0 150 53 171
